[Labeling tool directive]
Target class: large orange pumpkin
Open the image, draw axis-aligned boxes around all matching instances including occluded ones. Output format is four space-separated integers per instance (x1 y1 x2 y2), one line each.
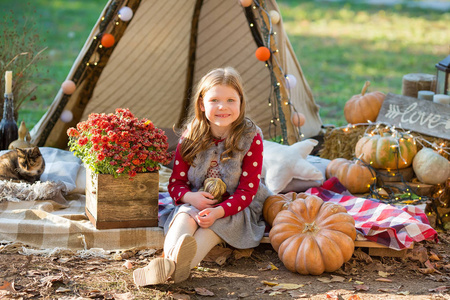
355 132 417 169
269 194 356 275
263 192 307 226
325 158 375 194
344 81 385 124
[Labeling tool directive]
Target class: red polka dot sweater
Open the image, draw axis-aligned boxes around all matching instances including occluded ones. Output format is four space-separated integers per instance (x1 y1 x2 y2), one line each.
168 133 264 218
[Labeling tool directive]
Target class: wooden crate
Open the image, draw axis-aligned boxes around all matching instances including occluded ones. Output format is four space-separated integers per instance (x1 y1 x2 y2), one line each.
376 167 414 184
353 240 413 258
260 237 413 258
85 168 159 229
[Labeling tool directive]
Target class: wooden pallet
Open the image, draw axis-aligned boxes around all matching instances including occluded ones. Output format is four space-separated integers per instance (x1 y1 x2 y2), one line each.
260 237 413 258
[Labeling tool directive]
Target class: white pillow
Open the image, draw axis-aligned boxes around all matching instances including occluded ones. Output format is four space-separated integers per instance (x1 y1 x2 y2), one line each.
262 140 324 194
36 147 82 193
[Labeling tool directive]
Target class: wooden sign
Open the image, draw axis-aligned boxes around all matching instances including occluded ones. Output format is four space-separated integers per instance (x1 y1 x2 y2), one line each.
377 93 450 140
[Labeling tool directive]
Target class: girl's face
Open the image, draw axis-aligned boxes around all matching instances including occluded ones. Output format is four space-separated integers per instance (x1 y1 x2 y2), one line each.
201 84 241 137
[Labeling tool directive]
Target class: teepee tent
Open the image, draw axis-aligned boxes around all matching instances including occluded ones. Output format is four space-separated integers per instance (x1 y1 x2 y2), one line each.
31 0 322 149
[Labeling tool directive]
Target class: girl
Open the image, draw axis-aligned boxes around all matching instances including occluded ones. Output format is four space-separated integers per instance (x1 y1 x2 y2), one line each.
133 67 271 286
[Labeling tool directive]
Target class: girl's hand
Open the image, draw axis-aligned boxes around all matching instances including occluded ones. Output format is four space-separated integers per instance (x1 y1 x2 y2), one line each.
181 191 217 210
195 206 225 228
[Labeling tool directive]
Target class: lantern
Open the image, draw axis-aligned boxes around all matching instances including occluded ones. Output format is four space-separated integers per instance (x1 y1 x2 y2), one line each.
435 55 450 95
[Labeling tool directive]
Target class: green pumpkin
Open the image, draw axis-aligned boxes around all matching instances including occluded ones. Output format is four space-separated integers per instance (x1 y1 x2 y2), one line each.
355 133 417 170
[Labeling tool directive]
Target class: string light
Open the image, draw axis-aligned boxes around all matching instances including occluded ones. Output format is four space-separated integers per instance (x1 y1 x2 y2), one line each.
248 0 303 143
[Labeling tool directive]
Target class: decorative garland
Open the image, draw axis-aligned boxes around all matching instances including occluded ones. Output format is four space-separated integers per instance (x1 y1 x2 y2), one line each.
243 0 303 144
37 0 141 147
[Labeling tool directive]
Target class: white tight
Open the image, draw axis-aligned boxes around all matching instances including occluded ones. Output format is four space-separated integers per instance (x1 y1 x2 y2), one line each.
164 212 222 269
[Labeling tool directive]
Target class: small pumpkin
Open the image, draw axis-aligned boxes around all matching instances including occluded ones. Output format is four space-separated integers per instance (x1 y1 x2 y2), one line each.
355 132 417 169
326 158 375 194
344 81 386 124
263 192 307 226
203 178 227 203
413 148 450 185
269 194 356 275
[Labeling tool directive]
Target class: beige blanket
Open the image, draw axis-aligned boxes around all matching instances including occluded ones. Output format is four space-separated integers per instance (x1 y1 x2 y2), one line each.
0 148 172 251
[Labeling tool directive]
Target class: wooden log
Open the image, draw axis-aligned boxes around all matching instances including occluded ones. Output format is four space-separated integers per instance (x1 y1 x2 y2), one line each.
402 73 436 98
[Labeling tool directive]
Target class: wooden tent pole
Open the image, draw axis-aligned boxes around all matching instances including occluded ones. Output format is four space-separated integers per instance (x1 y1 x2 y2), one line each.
258 0 298 145
177 0 204 129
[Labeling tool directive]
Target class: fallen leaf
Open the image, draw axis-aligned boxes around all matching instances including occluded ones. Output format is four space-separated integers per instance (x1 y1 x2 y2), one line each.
122 260 133 269
113 292 134 300
406 246 428 263
429 286 449 293
330 275 346 282
80 289 103 298
429 251 440 261
267 262 279 271
0 281 16 292
397 291 410 295
104 292 115 300
26 270 43 276
354 280 364 285
215 256 227 266
326 291 339 299
55 286 72 293
424 260 442 274
195 287 214 296
172 293 191 300
378 288 398 293
375 278 392 282
272 283 304 290
353 248 373 263
203 245 232 262
419 267 435 274
348 295 362 300
112 253 123 260
317 277 332 283
288 290 309 298
262 280 278 286
378 271 392 277
269 291 283 296
120 251 134 259
233 248 253 260
40 275 66 287
57 257 71 263
354 285 369 291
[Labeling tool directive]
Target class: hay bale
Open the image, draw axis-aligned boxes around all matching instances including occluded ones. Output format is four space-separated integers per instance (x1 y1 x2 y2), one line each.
319 124 449 161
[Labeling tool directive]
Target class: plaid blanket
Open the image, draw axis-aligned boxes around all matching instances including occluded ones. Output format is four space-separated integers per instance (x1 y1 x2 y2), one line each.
0 148 175 251
0 195 165 251
306 177 438 250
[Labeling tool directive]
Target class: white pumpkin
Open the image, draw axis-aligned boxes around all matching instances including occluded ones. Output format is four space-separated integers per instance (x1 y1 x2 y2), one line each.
412 148 450 185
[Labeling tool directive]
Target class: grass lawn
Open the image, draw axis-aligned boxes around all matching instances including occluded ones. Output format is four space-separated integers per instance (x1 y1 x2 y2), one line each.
1 0 449 130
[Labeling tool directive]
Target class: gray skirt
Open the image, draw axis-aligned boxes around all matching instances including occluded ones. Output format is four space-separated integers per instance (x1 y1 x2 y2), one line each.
163 195 266 249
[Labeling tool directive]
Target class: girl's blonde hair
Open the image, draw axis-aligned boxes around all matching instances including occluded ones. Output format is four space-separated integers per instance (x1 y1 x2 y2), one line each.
180 67 255 165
